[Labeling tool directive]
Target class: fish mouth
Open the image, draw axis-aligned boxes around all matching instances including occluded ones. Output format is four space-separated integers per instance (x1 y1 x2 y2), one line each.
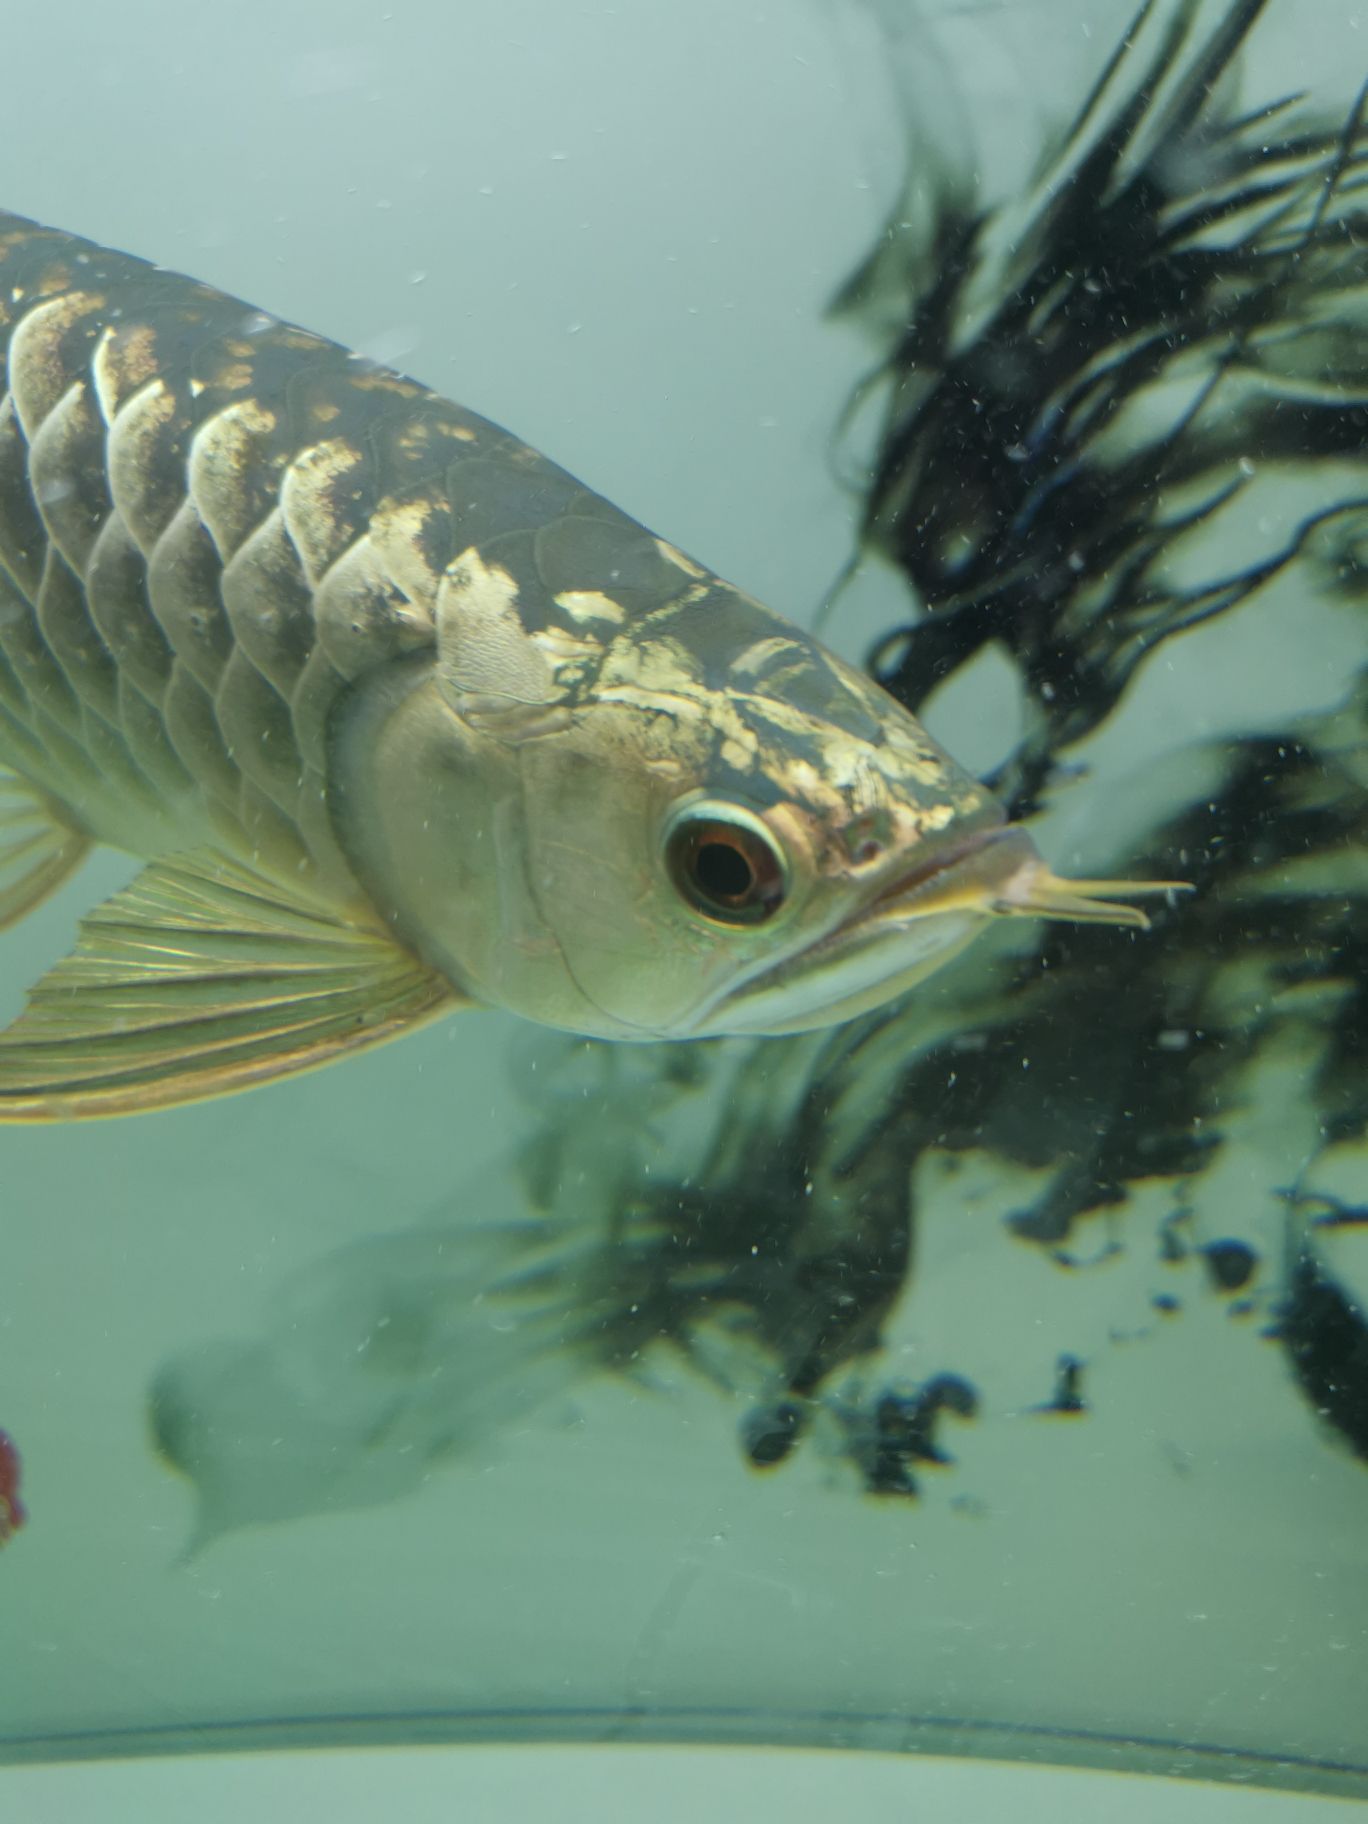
696 824 1184 1038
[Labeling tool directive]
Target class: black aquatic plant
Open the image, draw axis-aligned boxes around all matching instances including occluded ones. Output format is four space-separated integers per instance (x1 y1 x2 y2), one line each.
835 0 1368 814
523 0 1368 1488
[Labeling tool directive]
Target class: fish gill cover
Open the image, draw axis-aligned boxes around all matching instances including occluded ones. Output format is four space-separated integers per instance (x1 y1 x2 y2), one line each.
151 0 1367 1540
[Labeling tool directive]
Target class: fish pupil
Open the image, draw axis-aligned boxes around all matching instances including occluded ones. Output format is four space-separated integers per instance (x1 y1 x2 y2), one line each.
666 812 786 926
698 839 753 901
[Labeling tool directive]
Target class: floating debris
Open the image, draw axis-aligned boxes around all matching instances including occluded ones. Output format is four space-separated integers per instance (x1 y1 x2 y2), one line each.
1202 1240 1259 1295
1037 1355 1088 1416
841 1375 981 1498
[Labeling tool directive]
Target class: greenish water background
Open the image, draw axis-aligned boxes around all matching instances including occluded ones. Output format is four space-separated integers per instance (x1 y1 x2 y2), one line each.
0 0 1363 1801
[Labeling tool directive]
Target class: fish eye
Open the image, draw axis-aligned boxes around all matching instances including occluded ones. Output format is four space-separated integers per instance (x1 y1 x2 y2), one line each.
664 803 788 926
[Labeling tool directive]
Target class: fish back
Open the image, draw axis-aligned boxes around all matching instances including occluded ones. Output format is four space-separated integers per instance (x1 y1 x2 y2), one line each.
0 209 588 885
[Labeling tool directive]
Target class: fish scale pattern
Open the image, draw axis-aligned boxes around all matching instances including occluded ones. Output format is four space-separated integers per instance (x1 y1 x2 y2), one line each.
0 209 568 883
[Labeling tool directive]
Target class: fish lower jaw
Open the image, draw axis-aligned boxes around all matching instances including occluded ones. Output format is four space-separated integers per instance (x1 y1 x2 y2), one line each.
688 909 984 1039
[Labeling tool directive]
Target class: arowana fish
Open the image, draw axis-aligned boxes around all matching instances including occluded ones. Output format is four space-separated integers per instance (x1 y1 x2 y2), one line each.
0 210 1163 1119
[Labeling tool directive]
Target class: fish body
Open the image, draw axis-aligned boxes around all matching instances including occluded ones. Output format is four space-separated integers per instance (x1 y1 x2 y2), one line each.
0 211 1156 1117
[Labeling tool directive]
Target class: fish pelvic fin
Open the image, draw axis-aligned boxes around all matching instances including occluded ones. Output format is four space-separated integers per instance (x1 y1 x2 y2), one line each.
0 769 90 929
0 851 459 1120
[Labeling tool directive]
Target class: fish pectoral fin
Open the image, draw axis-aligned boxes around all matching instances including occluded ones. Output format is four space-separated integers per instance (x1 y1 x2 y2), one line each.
0 769 90 929
0 851 459 1121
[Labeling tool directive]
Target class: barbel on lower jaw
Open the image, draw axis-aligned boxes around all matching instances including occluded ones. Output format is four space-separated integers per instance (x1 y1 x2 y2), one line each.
877 825 1188 931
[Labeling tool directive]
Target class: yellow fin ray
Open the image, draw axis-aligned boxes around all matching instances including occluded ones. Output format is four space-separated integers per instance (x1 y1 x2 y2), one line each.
0 852 457 1120
0 770 89 929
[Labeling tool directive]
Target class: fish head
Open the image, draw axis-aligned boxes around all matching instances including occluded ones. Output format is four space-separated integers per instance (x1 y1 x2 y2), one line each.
339 532 1158 1041
500 599 1018 1039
